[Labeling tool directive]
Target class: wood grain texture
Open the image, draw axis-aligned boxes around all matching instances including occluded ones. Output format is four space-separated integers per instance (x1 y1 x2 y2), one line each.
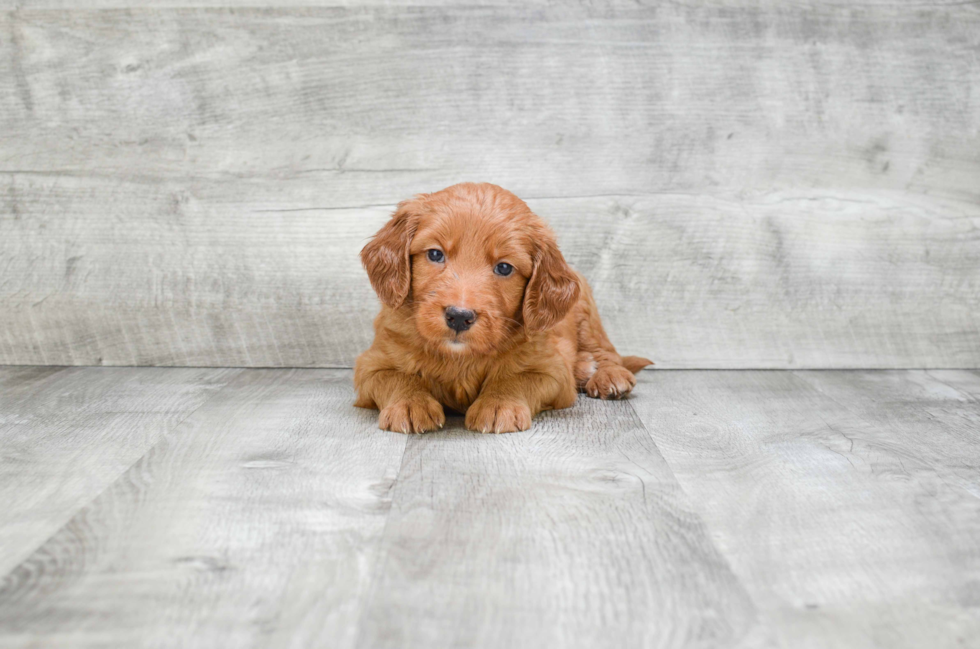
1 6 979 368
356 397 758 649
0 365 236 578
3 1 977 11
0 369 407 649
629 369 980 649
2 366 979 646
3 0 549 6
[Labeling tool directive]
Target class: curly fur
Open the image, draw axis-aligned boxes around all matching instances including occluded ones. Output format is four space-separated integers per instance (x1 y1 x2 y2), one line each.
354 182 653 434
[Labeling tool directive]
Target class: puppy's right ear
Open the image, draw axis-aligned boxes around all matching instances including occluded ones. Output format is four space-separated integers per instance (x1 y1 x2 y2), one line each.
361 197 424 308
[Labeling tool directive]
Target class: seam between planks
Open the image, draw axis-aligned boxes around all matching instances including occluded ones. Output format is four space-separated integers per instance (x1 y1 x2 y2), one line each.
0 367 246 584
624 395 695 500
623 394 766 643
348 427 413 649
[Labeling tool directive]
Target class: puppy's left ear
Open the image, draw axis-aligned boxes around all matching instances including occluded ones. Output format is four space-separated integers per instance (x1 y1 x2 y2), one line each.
361 197 424 308
523 231 581 334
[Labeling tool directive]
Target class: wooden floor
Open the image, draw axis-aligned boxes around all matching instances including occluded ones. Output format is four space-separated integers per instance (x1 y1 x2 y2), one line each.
1 367 978 648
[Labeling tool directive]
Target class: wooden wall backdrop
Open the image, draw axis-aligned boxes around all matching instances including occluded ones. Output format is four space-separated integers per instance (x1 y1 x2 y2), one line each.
1 2 978 368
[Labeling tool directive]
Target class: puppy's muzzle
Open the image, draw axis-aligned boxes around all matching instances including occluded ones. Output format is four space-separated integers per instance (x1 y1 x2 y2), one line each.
445 306 476 333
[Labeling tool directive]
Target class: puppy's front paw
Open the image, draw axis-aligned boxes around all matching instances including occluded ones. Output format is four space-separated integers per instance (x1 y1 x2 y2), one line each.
586 364 636 400
378 393 445 434
465 397 532 434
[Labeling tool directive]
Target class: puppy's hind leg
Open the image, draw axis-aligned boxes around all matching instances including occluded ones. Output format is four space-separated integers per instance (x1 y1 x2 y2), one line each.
585 361 637 400
576 291 653 400
574 351 598 392
581 353 654 399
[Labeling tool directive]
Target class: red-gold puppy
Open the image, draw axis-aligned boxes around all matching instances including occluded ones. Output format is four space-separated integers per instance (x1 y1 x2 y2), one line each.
354 182 652 434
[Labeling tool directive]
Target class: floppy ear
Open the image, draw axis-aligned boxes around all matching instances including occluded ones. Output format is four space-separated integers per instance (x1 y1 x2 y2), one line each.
361 198 423 308
522 232 581 334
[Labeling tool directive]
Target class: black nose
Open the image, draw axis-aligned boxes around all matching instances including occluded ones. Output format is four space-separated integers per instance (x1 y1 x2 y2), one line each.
445 306 476 333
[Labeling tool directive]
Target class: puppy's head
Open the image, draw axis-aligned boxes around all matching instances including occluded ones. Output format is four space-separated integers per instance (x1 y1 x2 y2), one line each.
361 183 580 356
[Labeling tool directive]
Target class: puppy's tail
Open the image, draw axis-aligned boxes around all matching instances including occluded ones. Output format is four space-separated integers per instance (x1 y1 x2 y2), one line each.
622 356 654 374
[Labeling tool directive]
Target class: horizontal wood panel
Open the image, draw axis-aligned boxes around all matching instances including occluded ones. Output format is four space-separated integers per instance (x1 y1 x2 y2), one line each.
1 6 978 367
2 179 977 367
3 1 978 11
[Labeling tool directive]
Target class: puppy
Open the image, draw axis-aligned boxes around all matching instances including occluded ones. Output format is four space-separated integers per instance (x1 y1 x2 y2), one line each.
354 182 652 434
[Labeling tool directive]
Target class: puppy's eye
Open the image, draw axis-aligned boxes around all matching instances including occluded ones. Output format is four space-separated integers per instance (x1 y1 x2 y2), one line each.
427 249 445 263
494 262 514 277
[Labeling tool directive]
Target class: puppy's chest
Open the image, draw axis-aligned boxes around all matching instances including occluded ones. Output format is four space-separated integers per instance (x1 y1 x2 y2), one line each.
419 365 487 412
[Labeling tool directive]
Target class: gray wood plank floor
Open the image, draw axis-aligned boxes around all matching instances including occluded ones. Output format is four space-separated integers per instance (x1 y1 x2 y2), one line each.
0 366 237 577
1 367 978 648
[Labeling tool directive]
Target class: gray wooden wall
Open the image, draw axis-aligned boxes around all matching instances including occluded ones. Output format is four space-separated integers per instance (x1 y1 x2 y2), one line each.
1 2 978 369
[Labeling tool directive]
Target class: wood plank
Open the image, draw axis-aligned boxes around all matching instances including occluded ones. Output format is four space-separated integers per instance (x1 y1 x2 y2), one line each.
3 0 973 6
925 369 980 401
0 365 237 578
629 370 980 649
2 182 977 368
355 396 759 649
0 368 407 649
5 0 530 6
540 192 980 369
0 366 67 403
1 6 979 368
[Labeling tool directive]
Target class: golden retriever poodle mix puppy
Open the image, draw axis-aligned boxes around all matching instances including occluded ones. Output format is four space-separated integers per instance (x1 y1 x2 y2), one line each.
354 182 652 434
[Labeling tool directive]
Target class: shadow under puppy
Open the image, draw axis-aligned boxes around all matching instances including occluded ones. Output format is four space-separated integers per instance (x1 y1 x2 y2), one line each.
354 182 652 434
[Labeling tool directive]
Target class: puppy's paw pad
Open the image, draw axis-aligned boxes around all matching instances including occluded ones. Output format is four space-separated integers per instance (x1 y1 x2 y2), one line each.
465 398 532 434
586 365 636 400
378 394 445 434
